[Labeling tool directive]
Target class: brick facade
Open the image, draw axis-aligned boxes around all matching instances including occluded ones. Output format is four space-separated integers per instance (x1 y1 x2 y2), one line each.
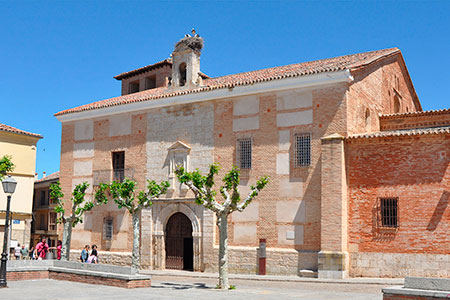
55 36 449 278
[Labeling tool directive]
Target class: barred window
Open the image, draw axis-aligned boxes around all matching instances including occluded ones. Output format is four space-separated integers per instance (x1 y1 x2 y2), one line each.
380 198 398 228
294 133 311 167
104 218 114 240
237 138 252 169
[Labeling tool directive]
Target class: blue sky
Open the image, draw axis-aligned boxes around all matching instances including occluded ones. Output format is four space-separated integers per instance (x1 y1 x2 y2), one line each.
0 1 449 177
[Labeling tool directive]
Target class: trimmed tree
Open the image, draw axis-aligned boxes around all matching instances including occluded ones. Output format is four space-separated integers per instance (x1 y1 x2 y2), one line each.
98 178 170 271
176 164 269 289
50 182 108 260
0 155 15 180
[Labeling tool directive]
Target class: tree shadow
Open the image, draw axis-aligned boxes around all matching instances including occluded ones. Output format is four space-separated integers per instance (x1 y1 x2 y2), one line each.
427 190 450 231
151 282 212 290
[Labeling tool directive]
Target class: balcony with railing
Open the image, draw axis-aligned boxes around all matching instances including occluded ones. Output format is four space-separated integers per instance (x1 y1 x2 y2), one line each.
93 168 135 186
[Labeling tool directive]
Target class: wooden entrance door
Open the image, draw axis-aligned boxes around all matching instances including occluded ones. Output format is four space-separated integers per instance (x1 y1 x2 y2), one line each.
165 212 193 270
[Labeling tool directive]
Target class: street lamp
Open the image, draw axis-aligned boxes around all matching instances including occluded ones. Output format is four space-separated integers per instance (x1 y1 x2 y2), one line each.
0 175 17 288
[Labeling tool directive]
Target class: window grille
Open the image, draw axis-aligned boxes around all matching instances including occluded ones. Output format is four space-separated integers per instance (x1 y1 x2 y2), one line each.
104 218 113 240
294 133 311 167
237 138 252 169
380 198 398 228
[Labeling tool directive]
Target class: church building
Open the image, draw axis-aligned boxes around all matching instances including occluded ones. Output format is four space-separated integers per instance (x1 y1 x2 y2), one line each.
55 33 450 278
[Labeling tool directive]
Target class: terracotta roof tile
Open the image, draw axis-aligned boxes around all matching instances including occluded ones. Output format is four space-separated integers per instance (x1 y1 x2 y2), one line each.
55 48 400 117
380 108 450 119
35 171 59 183
348 126 450 139
0 123 42 138
113 59 172 80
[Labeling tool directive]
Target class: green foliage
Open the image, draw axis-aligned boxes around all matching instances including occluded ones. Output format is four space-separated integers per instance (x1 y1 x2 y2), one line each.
229 285 236 290
176 163 269 213
0 155 15 180
101 178 170 213
50 181 101 226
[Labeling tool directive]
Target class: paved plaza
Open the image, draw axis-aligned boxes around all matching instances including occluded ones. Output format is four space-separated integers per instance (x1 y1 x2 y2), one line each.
0 275 388 300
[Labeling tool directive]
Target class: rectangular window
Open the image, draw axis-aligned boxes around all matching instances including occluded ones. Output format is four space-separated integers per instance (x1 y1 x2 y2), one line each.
129 81 140 94
294 133 311 167
380 197 398 228
112 151 125 182
145 76 156 90
104 218 113 240
39 214 47 231
40 190 47 206
237 138 252 169
49 212 57 231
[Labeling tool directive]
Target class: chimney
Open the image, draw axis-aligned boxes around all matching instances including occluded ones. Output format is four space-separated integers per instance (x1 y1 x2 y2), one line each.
42 171 46 179
35 173 38 180
171 29 203 88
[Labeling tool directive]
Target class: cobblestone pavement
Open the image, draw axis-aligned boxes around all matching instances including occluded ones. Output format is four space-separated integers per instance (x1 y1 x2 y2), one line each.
1 275 385 300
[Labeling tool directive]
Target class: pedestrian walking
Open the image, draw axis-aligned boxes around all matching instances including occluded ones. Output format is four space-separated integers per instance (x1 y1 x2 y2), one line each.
80 245 90 262
29 246 34 260
56 240 62 260
20 244 29 260
34 238 49 260
14 243 21 260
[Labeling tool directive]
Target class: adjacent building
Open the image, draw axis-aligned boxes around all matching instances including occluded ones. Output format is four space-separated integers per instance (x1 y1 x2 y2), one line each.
0 123 42 251
54 34 449 278
31 171 60 248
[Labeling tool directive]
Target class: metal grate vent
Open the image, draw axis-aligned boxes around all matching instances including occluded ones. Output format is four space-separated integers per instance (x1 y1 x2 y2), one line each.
237 138 252 169
294 133 311 167
380 198 398 228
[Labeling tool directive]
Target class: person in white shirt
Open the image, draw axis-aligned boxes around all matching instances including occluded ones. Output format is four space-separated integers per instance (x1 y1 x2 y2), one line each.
14 243 21 260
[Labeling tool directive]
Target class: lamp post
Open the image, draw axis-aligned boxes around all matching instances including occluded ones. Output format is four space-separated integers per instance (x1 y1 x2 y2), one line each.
0 175 17 288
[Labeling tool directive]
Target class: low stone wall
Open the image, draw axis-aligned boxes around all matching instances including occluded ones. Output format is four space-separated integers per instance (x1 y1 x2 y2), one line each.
383 277 450 299
69 250 132 266
6 260 151 288
205 246 317 276
350 252 450 278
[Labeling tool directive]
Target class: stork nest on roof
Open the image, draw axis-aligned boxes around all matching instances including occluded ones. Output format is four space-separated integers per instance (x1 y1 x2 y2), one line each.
174 36 204 54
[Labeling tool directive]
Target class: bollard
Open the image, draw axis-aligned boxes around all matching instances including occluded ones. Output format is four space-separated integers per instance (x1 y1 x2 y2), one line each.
258 238 266 275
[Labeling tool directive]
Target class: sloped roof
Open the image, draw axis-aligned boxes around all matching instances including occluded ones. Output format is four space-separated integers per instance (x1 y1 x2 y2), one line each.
348 126 450 139
35 171 59 183
380 108 450 119
0 123 42 139
114 59 172 80
55 48 400 117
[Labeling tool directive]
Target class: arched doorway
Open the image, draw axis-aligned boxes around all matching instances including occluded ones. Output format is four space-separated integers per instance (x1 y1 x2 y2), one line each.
165 212 193 270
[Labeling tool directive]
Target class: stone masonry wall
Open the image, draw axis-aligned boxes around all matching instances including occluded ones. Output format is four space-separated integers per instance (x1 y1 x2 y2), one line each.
351 252 450 278
204 246 317 276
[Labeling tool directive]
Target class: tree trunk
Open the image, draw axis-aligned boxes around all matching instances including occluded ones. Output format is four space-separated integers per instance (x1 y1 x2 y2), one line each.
217 212 229 289
61 219 73 261
131 210 140 272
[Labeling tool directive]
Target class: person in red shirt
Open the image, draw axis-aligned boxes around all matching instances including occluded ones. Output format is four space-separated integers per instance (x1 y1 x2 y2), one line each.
56 240 62 260
34 237 49 260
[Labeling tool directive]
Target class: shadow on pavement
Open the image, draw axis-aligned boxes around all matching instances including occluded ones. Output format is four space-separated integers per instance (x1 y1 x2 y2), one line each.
151 282 213 290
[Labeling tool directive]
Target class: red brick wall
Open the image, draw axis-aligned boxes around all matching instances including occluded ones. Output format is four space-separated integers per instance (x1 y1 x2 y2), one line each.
347 134 450 254
7 270 150 288
213 83 348 250
120 65 171 95
384 293 450 300
347 53 420 135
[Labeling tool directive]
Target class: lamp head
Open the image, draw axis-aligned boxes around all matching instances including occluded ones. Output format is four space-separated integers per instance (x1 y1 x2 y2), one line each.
2 175 17 194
